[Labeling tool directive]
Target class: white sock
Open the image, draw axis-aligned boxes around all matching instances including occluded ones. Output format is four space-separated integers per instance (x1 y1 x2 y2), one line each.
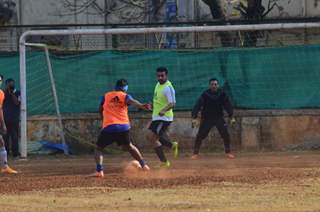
0 147 8 168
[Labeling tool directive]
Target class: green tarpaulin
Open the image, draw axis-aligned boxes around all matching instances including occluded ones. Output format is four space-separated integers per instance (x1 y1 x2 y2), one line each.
0 44 319 115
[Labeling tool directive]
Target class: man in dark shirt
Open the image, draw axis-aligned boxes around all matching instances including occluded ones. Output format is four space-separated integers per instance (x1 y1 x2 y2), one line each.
191 78 235 159
3 78 20 158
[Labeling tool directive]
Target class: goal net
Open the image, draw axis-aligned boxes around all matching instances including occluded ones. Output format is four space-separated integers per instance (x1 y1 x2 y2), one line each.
18 23 320 157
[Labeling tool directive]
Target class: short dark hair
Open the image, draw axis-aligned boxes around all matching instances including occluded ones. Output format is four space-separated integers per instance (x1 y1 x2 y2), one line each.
209 78 218 83
156 67 168 74
116 79 128 88
0 75 3 81
5 78 14 84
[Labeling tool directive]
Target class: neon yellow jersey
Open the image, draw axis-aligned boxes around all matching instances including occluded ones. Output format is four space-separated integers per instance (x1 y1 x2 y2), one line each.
152 80 175 121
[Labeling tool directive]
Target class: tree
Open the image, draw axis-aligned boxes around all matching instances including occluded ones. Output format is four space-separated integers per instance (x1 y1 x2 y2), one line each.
201 0 233 47
201 0 277 47
57 0 167 48
59 0 166 23
201 0 224 19
235 0 276 46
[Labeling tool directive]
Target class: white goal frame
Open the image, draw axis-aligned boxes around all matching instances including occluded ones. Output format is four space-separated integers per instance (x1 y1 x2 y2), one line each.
19 22 320 158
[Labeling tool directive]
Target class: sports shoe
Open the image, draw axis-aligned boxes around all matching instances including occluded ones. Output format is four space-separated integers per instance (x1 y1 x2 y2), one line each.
160 160 171 168
172 142 179 158
226 153 235 159
1 166 18 174
191 154 199 160
89 171 104 178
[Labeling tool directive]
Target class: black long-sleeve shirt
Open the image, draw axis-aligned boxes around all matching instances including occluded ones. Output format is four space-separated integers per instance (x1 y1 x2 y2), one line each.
191 89 233 120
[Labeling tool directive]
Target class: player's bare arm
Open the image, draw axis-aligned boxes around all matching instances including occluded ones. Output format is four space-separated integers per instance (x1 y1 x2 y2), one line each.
159 102 175 116
127 98 151 111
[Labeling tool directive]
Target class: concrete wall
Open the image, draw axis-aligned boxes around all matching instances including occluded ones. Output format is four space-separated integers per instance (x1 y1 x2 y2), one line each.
27 110 320 152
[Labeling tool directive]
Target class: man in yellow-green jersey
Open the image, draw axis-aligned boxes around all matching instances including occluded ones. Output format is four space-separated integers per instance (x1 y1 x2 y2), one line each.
147 67 178 168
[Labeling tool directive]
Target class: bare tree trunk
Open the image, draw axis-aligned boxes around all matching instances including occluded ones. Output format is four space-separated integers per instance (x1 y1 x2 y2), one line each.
201 0 233 47
236 0 276 47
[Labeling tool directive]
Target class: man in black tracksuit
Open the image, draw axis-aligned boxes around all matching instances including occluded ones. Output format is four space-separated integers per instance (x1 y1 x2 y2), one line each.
3 79 20 158
191 78 235 159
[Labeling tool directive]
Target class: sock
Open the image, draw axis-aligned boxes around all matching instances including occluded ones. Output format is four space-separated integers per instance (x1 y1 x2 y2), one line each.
138 159 145 168
96 164 103 172
0 147 8 168
154 146 167 163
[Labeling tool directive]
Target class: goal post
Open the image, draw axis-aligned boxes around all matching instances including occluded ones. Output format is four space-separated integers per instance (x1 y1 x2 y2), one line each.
23 43 67 155
19 23 320 158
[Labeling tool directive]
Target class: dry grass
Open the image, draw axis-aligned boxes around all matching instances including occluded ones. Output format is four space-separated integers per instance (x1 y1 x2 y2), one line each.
1 177 320 211
0 152 320 211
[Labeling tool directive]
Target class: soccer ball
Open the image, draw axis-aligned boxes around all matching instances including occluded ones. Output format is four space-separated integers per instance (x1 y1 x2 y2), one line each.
129 160 142 169
124 160 142 174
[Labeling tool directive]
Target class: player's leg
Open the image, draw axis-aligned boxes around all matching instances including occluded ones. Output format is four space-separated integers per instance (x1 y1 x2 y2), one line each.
147 121 170 167
0 137 7 167
3 120 10 154
192 119 214 159
159 132 172 148
215 118 235 159
91 130 112 177
11 121 20 158
147 130 169 166
158 122 179 158
121 141 150 171
94 147 104 176
0 135 17 174
119 130 149 170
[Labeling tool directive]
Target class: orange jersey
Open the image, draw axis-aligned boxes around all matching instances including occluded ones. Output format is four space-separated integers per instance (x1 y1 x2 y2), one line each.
102 91 129 128
0 90 5 106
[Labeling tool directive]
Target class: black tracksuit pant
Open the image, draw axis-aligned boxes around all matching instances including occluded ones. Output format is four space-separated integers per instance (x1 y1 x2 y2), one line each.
194 117 231 154
4 119 19 157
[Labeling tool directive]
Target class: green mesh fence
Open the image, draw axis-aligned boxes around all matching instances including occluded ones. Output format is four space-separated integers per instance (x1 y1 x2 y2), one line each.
0 44 320 115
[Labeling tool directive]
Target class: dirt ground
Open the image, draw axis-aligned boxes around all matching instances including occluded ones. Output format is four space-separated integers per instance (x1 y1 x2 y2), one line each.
0 152 320 211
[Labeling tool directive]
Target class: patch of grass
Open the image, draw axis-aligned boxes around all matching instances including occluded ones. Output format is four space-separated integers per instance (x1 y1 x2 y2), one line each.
1 178 320 212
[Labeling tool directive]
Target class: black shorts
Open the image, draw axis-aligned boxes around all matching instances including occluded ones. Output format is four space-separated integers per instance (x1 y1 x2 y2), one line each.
148 120 172 136
96 130 130 149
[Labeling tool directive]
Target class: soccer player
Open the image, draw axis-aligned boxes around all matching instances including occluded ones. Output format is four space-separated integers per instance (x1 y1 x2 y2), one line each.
0 75 18 174
191 78 235 159
147 67 178 168
92 79 150 177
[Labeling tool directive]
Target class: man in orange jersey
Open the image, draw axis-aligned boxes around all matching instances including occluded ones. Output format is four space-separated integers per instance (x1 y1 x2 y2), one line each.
91 79 151 177
0 75 18 174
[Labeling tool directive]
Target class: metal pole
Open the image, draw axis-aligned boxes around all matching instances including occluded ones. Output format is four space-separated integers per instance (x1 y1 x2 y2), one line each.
19 38 27 158
44 48 68 155
19 23 320 39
